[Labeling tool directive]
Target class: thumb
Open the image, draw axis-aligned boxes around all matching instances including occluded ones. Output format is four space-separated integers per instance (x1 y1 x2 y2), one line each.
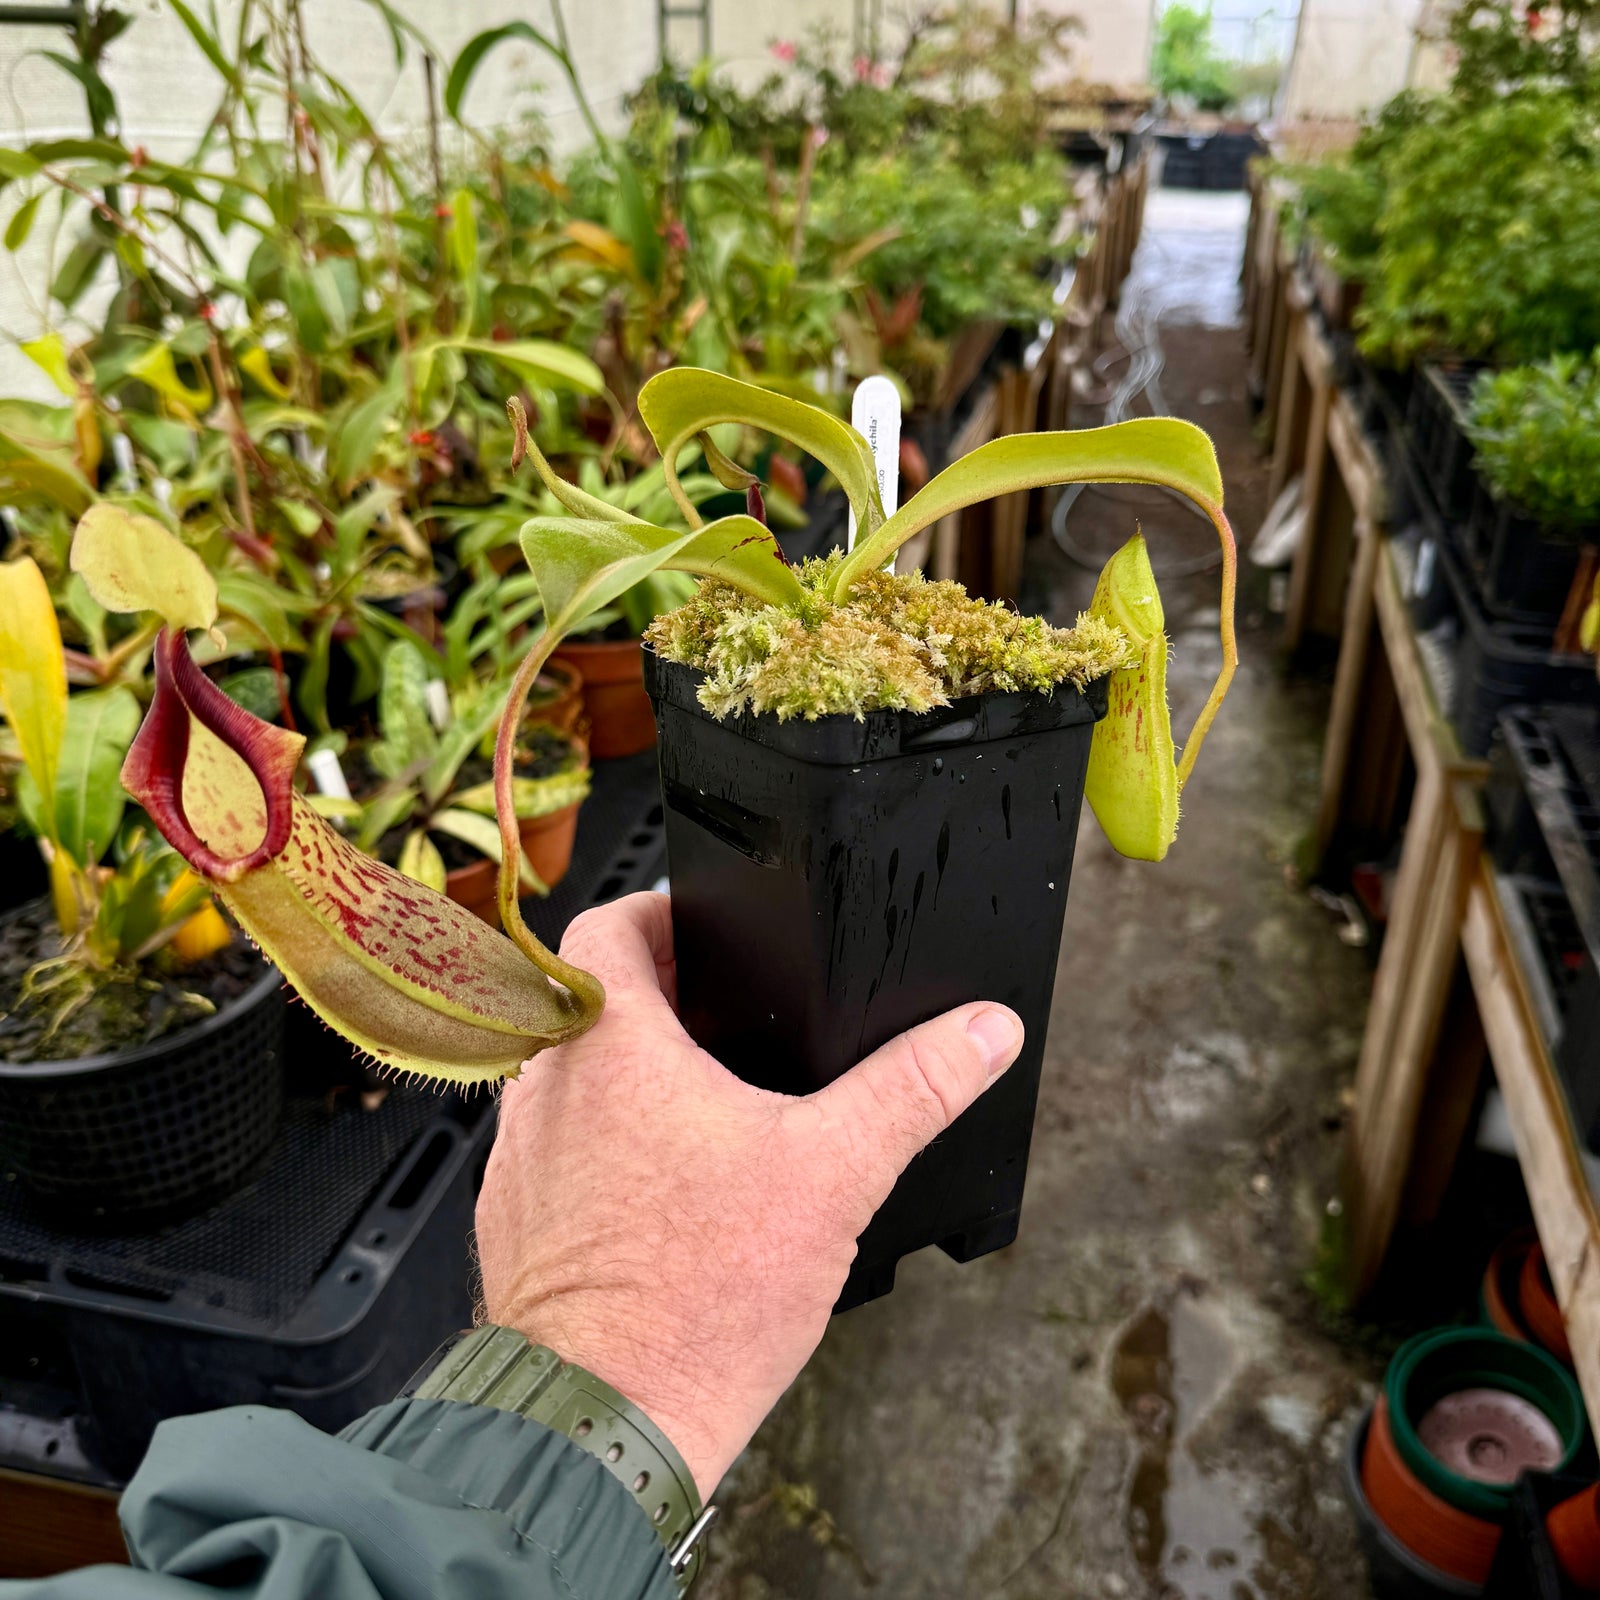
809 1003 1024 1186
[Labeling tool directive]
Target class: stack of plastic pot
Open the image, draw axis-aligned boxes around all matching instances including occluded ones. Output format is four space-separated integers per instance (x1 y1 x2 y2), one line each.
1348 1328 1589 1596
1484 1474 1600 1597
1482 1231 1577 1367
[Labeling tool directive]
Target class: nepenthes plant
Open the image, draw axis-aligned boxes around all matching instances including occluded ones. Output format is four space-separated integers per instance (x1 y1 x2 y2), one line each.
72 368 1236 1087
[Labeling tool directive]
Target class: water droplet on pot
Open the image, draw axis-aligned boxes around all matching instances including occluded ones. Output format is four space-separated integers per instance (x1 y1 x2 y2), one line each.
1001 785 1012 840
887 848 899 886
1048 881 1055 890
932 757 944 774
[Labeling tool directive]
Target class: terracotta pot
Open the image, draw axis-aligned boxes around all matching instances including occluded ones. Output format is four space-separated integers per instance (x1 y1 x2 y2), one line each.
1547 1483 1600 1591
526 658 584 737
445 798 583 925
1361 1395 1504 1584
1519 1243 1575 1366
551 638 656 758
1482 1229 1537 1343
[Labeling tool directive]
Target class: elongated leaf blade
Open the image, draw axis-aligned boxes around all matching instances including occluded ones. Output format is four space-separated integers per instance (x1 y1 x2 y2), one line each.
0 557 67 829
54 686 140 866
398 827 448 893
519 514 803 639
443 21 562 123
838 419 1223 593
638 368 883 533
451 337 602 395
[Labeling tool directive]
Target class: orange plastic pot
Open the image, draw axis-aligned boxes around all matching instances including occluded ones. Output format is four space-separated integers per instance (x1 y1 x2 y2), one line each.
1547 1483 1600 1591
551 638 656 758
1519 1243 1575 1366
1360 1395 1504 1584
1482 1229 1537 1343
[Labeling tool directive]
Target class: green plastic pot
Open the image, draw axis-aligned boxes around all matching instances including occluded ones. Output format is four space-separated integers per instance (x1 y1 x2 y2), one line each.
1386 1328 1586 1521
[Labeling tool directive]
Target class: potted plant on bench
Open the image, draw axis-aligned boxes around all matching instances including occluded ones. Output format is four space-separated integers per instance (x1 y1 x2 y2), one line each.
70 371 1236 1293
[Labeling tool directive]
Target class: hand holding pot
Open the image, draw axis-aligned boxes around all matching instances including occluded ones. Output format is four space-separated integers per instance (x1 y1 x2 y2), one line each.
475 891 1024 1497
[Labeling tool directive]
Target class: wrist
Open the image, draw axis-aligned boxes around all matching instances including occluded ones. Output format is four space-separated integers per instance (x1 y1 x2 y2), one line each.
412 1323 715 1586
493 1290 733 1499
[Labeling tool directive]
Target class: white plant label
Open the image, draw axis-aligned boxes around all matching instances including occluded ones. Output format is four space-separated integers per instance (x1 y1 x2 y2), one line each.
307 747 353 803
846 374 901 569
424 678 452 731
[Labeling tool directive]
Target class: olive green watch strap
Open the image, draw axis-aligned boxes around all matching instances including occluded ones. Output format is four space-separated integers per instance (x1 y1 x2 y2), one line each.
412 1325 713 1588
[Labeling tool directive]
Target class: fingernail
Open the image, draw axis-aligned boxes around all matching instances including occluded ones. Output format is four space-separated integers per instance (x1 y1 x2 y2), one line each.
967 1007 1022 1079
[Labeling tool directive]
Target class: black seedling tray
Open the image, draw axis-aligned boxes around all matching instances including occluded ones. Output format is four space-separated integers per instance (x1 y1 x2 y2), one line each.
1407 362 1484 523
1435 539 1600 759
1462 480 1593 632
1489 707 1600 1152
0 754 669 1488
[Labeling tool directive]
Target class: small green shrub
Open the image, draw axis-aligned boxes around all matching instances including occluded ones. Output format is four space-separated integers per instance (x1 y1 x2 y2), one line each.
1152 3 1234 111
1467 354 1600 527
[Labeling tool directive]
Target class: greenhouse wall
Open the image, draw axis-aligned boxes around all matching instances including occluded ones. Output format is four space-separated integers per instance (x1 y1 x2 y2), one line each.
1279 0 1427 117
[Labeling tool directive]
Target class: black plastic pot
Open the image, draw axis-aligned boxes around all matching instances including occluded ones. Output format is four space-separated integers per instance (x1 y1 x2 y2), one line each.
0 947 287 1225
1462 480 1593 630
645 650 1109 1310
1346 1409 1485 1600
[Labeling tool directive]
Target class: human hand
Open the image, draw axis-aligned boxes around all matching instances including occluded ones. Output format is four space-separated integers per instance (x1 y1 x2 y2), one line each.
475 891 1023 1498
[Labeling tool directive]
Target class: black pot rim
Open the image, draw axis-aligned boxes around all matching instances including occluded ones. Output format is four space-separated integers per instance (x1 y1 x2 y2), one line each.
0 908 281 1083
1344 1405 1485 1598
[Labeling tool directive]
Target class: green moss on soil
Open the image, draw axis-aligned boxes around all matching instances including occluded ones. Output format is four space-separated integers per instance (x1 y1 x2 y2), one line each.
647 554 1130 722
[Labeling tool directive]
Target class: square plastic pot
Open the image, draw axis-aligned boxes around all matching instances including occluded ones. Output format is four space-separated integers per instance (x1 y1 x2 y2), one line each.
644 651 1108 1310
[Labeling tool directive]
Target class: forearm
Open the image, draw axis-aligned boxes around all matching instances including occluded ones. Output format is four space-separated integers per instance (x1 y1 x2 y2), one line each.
0 1397 675 1600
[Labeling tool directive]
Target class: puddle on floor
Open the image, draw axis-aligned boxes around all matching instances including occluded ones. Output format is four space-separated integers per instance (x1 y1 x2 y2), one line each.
1111 1299 1306 1600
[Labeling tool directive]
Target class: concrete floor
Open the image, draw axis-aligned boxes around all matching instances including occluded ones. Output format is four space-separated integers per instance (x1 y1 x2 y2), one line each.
703 191 1382 1600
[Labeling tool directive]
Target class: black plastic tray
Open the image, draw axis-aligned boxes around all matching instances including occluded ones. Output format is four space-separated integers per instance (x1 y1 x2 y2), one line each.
0 753 669 1488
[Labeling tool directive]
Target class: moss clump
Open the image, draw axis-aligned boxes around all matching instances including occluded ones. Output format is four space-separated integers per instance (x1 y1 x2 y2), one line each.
647 554 1131 722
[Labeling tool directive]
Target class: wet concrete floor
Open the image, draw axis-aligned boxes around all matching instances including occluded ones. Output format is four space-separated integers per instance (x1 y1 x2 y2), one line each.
702 191 1382 1599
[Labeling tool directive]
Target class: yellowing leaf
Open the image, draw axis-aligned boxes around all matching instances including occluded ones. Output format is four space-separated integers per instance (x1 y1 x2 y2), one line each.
398 827 448 893
563 218 635 273
0 556 67 831
1084 535 1178 862
71 503 219 631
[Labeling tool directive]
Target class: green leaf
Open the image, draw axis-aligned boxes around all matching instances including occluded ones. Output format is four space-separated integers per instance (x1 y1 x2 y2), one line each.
0 425 92 512
216 572 293 650
373 639 438 777
53 686 140 866
837 419 1225 595
456 768 590 820
397 827 448 893
330 376 402 487
448 336 602 394
167 0 243 92
5 191 42 252
448 187 479 334
0 557 67 831
70 503 219 630
519 513 803 644
443 21 562 123
638 368 882 533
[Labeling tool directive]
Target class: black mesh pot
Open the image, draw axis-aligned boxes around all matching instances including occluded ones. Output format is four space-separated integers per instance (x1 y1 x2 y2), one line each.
645 650 1108 1310
0 953 287 1225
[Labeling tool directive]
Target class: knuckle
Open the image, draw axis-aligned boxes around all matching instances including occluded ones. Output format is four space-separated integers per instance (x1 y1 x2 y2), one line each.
899 1029 971 1128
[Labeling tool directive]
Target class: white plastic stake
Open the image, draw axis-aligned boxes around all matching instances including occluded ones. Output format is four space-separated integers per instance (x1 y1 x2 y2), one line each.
846 375 901 568
424 678 452 731
307 747 352 803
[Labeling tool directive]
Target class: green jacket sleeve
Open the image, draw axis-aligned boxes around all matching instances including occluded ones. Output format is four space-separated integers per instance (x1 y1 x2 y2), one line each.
0 1398 677 1600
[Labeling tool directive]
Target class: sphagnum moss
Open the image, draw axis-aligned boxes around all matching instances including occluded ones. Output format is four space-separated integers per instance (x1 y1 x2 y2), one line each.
647 554 1132 722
